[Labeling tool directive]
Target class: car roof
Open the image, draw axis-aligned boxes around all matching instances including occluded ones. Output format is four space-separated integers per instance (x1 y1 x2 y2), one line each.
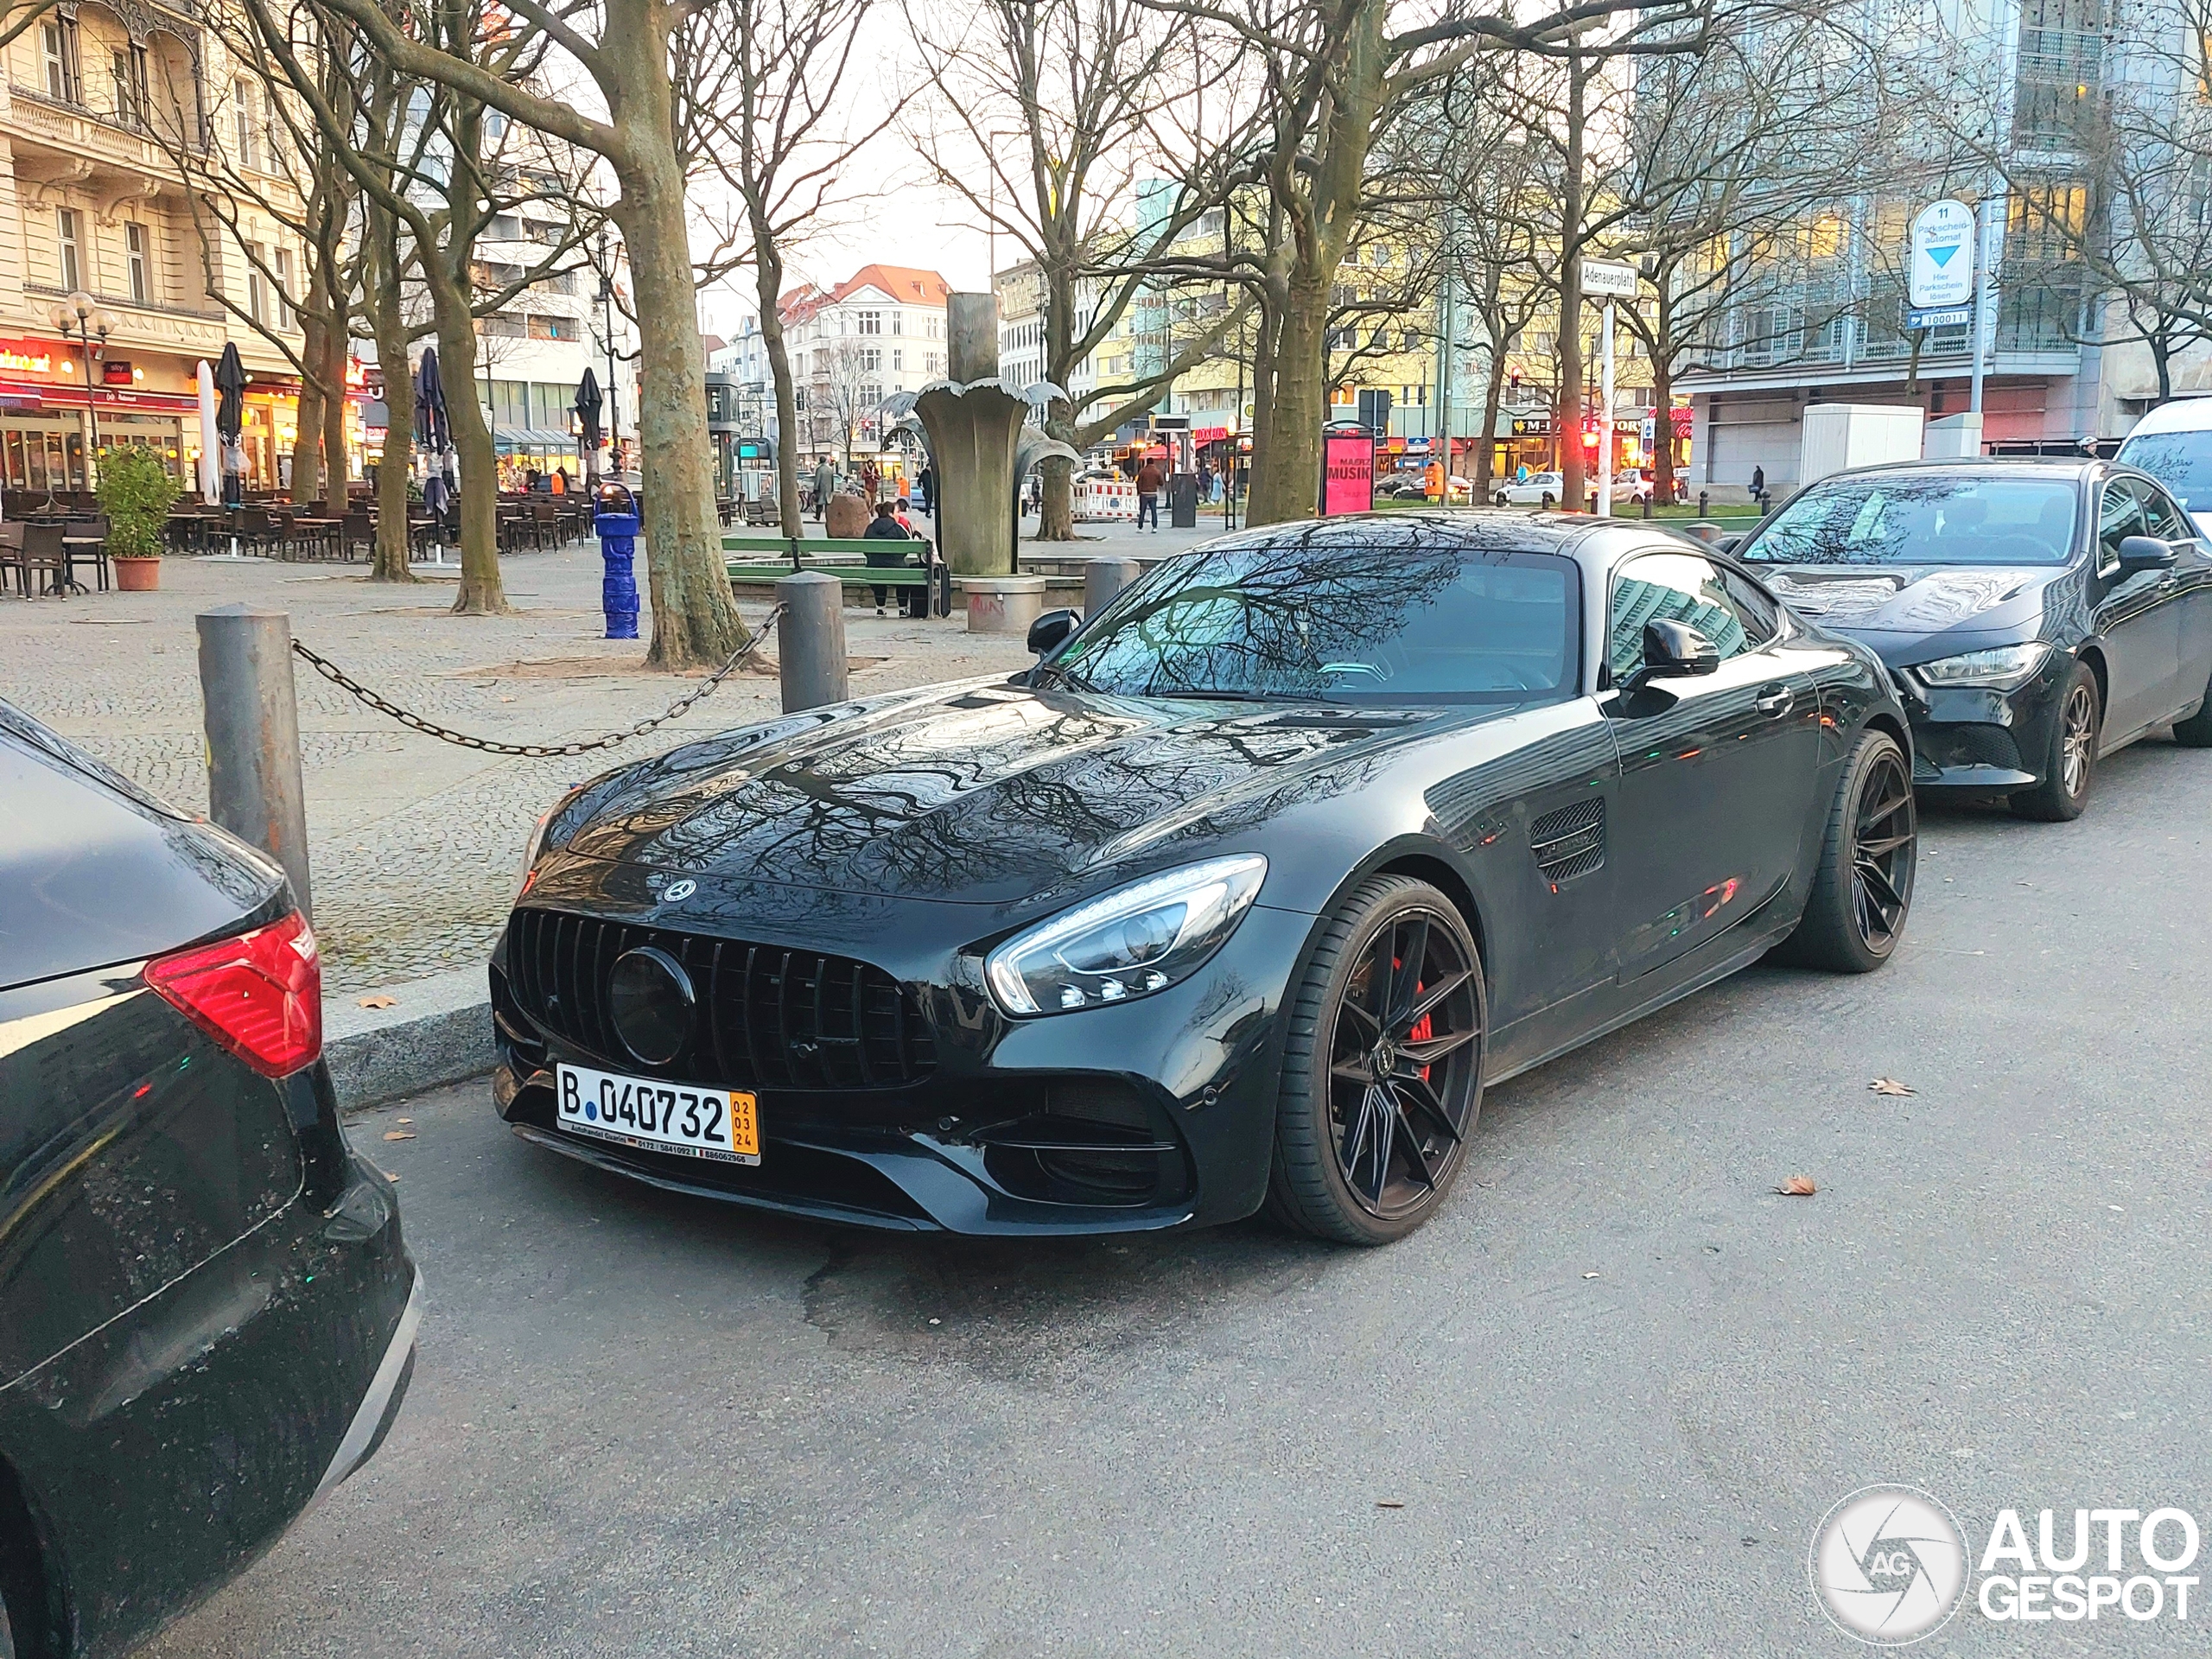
1807 457 2100 486
2122 397 2212 440
1217 507 1615 557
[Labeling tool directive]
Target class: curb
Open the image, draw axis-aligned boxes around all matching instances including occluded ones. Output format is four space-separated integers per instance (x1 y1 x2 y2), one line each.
325 963 494 1113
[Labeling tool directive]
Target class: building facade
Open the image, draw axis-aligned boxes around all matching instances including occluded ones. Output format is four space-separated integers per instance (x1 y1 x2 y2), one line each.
0 1 308 491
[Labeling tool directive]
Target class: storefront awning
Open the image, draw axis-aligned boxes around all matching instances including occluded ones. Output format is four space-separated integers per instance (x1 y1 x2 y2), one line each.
493 425 578 453
0 379 200 415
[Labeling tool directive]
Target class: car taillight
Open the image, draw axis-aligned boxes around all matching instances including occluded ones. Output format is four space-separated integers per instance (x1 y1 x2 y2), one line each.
145 911 322 1077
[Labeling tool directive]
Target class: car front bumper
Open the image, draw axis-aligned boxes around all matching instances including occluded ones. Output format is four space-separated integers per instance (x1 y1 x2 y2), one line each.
1892 660 2065 790
489 899 1319 1236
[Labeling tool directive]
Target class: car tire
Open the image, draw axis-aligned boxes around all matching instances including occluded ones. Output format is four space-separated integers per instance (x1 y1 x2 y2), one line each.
1266 877 1486 1245
2171 666 2212 746
1493 492 1507 506
1541 492 1556 508
1773 728 1916 974
2011 660 2100 821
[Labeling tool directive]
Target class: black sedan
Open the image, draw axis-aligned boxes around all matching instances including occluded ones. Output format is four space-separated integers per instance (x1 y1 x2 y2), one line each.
491 513 1915 1245
0 701 418 1659
1732 460 2212 819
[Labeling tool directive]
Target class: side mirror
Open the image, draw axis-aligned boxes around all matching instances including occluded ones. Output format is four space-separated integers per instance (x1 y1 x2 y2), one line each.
1624 620 1720 695
1715 534 1743 555
2116 535 2177 575
1027 607 1080 657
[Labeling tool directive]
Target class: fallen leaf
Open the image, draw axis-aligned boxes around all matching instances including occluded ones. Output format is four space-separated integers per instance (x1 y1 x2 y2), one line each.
386 1173 400 1182
1582 1271 1600 1280
1376 1500 1405 1510
397 1116 413 1124
1869 1077 1915 1097
358 994 398 1009
383 1130 416 1141
1777 1174 1817 1197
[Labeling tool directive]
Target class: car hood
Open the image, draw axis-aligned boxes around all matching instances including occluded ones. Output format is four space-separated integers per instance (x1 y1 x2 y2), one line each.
555 678 1491 906
1756 563 2056 639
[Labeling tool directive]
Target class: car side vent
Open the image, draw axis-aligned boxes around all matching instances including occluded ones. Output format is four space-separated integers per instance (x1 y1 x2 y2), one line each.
1530 798 1605 884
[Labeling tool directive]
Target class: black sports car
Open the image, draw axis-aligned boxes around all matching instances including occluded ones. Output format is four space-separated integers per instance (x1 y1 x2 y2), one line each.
0 701 418 1659
1732 460 2212 819
491 513 1915 1244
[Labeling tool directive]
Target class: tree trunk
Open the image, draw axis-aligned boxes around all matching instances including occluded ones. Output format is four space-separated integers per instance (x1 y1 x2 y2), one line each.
609 147 747 669
1039 447 1075 539
1248 275 1330 524
293 309 326 505
365 222 416 583
1476 344 1506 499
322 308 349 505
752 241 803 542
430 280 505 613
1651 348 1675 509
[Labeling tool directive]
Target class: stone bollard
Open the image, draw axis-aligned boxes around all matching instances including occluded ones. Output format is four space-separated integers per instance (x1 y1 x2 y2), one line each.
1083 558 1142 619
776 571 848 713
1682 520 1726 546
197 604 313 918
957 575 1048 635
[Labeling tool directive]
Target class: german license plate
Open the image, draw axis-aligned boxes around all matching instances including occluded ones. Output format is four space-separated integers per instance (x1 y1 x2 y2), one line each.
555 1063 760 1166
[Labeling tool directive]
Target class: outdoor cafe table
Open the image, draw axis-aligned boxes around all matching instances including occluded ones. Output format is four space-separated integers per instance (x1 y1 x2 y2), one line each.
60 532 105 592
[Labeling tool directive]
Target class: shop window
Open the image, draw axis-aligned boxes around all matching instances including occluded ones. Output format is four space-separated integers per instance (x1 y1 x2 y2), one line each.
125 222 149 304
57 210 80 292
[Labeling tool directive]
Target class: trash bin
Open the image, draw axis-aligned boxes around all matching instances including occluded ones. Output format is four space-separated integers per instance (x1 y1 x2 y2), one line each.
594 482 641 640
1169 471 1199 529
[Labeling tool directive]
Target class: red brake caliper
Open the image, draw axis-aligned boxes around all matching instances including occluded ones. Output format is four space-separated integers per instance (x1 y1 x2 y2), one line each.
1395 957 1433 1082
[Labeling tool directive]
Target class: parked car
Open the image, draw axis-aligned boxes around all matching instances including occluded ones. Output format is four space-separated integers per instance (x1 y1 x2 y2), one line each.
1495 472 1564 506
491 513 1914 1246
0 701 419 1659
1612 471 1654 503
1731 460 2212 820
2114 396 2212 536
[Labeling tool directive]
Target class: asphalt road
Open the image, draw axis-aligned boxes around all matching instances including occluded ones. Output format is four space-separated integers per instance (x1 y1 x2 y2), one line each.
149 737 2212 1657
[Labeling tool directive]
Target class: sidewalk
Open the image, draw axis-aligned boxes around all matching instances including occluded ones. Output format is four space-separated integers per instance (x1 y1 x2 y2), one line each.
0 546 1031 1001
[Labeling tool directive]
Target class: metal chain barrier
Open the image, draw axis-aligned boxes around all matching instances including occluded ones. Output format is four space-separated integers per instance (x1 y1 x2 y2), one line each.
289 605 784 758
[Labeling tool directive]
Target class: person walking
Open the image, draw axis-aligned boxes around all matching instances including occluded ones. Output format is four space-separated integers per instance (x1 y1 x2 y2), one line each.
1135 455 1164 532
917 464 934 517
1750 464 1765 500
813 457 836 522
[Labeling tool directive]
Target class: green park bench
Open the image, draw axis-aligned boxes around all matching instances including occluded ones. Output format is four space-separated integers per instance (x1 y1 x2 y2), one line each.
724 533 933 591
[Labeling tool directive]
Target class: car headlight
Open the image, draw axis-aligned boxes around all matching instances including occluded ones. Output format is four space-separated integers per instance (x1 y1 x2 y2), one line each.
984 855 1268 1017
1910 643 2051 691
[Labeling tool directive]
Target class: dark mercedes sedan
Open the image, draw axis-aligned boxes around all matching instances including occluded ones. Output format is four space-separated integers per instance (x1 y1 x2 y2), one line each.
492 514 1915 1245
0 701 418 1659
1732 460 2212 819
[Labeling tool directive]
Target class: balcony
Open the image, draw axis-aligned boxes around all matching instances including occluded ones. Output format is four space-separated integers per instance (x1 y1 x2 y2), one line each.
3 83 204 176
16 282 273 366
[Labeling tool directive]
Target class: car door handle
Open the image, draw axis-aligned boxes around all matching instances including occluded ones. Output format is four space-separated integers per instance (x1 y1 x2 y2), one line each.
1754 685 1794 717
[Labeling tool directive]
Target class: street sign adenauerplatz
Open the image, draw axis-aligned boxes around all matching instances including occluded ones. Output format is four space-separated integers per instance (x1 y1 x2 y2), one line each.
1581 260 1638 299
1908 200 1976 308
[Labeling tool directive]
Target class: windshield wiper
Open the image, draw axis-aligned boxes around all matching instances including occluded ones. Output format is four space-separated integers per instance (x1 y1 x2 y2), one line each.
1147 685 1325 703
1032 661 1100 692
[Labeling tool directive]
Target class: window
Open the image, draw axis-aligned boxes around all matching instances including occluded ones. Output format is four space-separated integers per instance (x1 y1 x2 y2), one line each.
233 82 257 168
1739 476 2079 569
2096 480 2147 574
855 309 881 335
888 310 903 336
2134 481 2189 543
925 315 943 339
858 346 881 372
56 209 80 292
273 247 293 328
891 348 903 372
1606 552 1761 684
480 312 525 338
125 221 149 305
925 351 944 374
41 18 76 102
245 242 267 324
526 314 575 340
2117 428 2212 510
537 270 576 296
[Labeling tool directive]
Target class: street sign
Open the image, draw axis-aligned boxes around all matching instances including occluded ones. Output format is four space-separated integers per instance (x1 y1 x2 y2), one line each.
1908 200 1976 308
1581 260 1639 299
1905 304 1975 330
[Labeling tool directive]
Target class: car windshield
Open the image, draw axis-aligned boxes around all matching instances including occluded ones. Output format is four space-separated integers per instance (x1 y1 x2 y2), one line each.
1738 475 2077 566
2116 429 2212 509
1047 525 1579 703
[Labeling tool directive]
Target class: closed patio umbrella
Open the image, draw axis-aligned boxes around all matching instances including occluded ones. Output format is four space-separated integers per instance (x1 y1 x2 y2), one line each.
213 342 247 505
414 347 451 455
574 368 602 486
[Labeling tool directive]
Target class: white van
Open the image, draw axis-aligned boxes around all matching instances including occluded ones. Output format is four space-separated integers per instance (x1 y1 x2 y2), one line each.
2115 397 2212 536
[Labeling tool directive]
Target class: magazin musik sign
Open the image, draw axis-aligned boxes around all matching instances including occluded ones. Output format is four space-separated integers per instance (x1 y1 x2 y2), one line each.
1909 200 1977 308
1319 424 1374 516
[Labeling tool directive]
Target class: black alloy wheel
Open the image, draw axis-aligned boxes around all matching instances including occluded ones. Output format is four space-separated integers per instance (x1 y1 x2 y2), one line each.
2012 660 2100 822
1268 877 1485 1244
1849 743 1915 955
1774 728 1916 973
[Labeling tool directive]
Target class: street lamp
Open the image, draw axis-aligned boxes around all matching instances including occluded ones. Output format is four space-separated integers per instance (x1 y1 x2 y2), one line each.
50 289 112 493
595 227 620 480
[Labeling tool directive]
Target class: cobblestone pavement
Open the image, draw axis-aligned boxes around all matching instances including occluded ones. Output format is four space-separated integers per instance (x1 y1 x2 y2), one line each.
0 544 1032 996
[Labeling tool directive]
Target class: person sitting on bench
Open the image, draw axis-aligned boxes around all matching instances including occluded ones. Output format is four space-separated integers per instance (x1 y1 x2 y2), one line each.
862 499 922 615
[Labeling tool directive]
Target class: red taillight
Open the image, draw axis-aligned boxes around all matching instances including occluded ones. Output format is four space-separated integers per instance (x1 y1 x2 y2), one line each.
145 911 322 1077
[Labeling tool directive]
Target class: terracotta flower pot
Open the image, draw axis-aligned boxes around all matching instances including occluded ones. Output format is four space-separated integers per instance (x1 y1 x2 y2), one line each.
115 556 161 592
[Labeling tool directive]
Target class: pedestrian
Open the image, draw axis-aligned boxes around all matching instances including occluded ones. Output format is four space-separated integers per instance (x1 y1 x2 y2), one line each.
862 499 915 614
1751 464 1765 498
861 460 880 504
1027 472 1042 515
918 464 934 516
1198 460 1214 504
552 467 570 496
1135 454 1164 532
813 457 836 522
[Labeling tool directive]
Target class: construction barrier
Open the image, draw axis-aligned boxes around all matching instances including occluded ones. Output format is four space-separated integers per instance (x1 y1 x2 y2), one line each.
1073 479 1137 522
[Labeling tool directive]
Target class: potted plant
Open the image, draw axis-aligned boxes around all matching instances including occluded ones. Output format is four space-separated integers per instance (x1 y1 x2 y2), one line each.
96 443 181 591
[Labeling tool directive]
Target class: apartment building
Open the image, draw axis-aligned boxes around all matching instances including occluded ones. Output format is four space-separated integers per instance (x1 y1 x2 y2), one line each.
0 3 307 490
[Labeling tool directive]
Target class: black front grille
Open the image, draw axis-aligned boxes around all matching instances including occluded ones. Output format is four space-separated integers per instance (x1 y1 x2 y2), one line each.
505 907 936 1090
1530 797 1605 884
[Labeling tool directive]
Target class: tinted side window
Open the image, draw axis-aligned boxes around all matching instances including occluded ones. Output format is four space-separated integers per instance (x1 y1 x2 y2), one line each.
2098 480 2146 572
2137 482 2189 542
1608 552 1758 683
